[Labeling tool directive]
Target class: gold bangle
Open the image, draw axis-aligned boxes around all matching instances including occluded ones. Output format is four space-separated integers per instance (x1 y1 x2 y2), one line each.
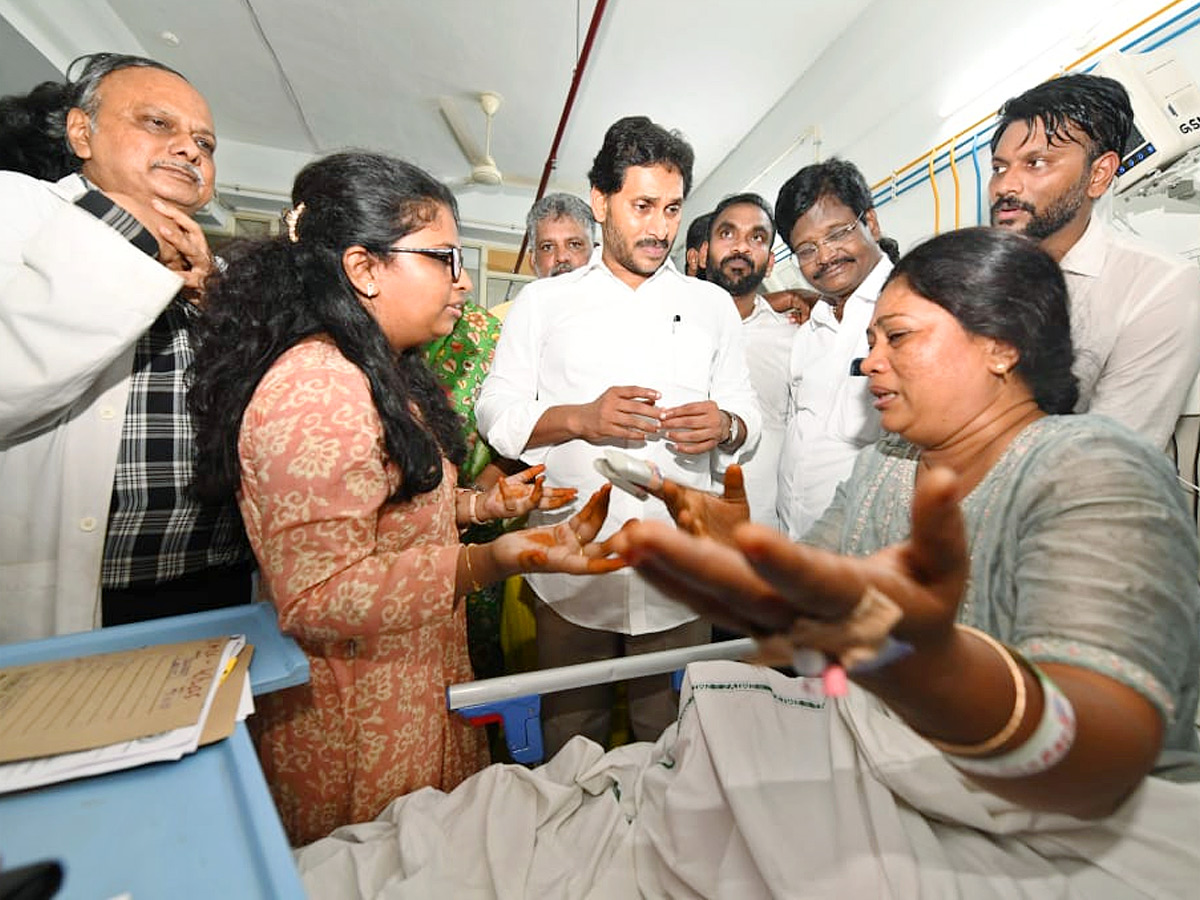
923 624 1027 758
462 543 484 593
468 491 484 526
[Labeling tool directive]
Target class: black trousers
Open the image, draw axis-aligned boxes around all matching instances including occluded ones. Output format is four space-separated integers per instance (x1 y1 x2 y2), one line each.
102 562 255 626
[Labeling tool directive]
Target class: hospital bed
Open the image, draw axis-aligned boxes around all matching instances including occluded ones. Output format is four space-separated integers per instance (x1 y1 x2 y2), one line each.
447 636 756 762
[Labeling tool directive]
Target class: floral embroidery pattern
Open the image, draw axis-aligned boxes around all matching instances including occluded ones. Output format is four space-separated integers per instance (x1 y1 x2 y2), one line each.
238 337 487 846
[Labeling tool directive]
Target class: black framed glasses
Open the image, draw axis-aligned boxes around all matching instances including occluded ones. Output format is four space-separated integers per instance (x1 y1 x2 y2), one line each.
386 245 464 281
792 212 866 264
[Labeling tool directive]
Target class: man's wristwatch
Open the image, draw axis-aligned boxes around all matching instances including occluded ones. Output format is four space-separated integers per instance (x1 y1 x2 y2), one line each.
718 410 740 450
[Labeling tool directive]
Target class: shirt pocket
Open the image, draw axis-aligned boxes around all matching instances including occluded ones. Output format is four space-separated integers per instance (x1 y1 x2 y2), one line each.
667 322 715 402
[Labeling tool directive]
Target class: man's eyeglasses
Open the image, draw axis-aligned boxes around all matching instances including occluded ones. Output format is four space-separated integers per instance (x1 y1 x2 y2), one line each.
792 212 866 264
386 245 464 282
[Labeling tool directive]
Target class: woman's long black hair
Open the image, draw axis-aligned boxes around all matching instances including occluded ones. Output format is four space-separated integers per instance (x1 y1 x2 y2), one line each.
190 151 467 504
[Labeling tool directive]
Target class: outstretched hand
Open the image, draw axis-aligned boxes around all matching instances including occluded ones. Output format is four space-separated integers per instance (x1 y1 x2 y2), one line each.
650 465 750 545
602 467 969 654
476 463 577 522
492 483 627 576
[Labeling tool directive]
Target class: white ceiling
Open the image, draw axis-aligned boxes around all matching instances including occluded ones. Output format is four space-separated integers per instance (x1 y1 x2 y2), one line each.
0 0 1187 254
0 0 875 244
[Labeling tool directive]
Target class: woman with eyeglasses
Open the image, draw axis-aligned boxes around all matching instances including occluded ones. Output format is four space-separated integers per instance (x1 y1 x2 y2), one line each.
189 151 623 846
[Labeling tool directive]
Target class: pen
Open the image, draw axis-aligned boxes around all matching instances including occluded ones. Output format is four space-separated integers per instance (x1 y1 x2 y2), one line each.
219 654 239 685
672 314 681 333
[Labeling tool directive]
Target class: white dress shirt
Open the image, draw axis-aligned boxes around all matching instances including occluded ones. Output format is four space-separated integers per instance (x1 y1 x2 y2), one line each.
777 257 891 540
1060 214 1200 450
730 295 795 530
476 251 761 635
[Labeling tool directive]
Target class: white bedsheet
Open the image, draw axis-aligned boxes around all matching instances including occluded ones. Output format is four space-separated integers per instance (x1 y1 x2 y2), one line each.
296 661 1200 899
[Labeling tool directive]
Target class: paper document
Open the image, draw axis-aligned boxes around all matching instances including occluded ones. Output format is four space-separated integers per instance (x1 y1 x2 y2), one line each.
0 636 248 793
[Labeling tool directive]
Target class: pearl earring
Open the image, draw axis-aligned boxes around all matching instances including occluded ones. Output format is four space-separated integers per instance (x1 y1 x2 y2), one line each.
366 282 377 298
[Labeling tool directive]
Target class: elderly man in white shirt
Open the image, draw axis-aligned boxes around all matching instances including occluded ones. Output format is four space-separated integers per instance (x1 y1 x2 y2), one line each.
774 159 893 540
990 73 1200 449
476 116 760 754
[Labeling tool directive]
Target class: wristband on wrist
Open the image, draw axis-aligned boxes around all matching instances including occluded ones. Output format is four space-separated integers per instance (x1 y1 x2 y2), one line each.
943 667 1076 779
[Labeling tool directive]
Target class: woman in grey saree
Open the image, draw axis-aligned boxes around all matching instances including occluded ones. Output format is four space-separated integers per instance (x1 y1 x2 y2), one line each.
297 228 1199 898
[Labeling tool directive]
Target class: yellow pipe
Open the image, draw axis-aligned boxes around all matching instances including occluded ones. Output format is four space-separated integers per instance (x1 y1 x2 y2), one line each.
869 0 1187 193
928 152 940 234
949 141 961 229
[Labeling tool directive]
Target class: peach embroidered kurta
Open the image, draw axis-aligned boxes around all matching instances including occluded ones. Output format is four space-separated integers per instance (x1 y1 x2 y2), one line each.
238 337 487 846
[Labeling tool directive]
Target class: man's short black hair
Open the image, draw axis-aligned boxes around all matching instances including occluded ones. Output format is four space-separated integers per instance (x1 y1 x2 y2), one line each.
588 115 694 197
708 192 776 243
990 73 1133 162
774 158 873 250
686 212 713 253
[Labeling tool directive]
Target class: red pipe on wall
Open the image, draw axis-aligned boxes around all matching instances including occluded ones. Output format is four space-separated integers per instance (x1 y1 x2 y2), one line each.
512 0 609 272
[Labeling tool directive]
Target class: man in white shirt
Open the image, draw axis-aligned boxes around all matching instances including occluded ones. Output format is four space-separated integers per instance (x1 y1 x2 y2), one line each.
476 116 760 754
774 159 892 539
702 192 794 529
990 73 1200 450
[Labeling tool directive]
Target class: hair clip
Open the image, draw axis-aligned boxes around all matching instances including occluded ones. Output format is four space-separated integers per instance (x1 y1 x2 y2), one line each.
283 202 306 243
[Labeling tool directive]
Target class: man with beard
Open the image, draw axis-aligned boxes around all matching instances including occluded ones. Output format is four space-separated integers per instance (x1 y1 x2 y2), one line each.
491 193 596 323
773 158 891 539
0 53 250 643
990 73 1200 449
702 192 794 529
525 192 596 279
477 115 760 755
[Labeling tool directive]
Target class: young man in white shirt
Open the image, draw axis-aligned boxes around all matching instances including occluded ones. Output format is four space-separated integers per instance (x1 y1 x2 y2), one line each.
476 116 760 754
774 159 892 539
990 73 1200 449
703 192 794 530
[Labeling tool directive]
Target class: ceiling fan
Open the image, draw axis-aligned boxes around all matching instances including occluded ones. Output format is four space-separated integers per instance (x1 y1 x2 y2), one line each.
440 91 506 187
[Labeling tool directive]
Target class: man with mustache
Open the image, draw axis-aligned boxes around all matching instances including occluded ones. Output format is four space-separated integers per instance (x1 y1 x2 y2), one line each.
990 73 1200 449
490 193 596 322
773 158 892 540
526 192 595 279
477 116 760 755
702 192 794 530
0 53 250 643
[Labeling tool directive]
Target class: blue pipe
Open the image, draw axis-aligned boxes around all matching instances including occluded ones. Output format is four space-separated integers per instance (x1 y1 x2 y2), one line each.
971 131 983 225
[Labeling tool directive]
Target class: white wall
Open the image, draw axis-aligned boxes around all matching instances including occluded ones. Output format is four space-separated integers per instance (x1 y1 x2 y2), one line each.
686 0 1200 278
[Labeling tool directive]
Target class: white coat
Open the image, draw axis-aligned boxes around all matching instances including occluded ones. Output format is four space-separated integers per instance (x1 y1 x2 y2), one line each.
0 172 181 642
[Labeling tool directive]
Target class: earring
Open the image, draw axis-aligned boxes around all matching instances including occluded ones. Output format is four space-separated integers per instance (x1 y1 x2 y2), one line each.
993 364 1007 375
365 282 377 298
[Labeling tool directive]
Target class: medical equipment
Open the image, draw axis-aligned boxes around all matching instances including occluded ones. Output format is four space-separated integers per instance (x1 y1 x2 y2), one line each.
1092 49 1200 194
